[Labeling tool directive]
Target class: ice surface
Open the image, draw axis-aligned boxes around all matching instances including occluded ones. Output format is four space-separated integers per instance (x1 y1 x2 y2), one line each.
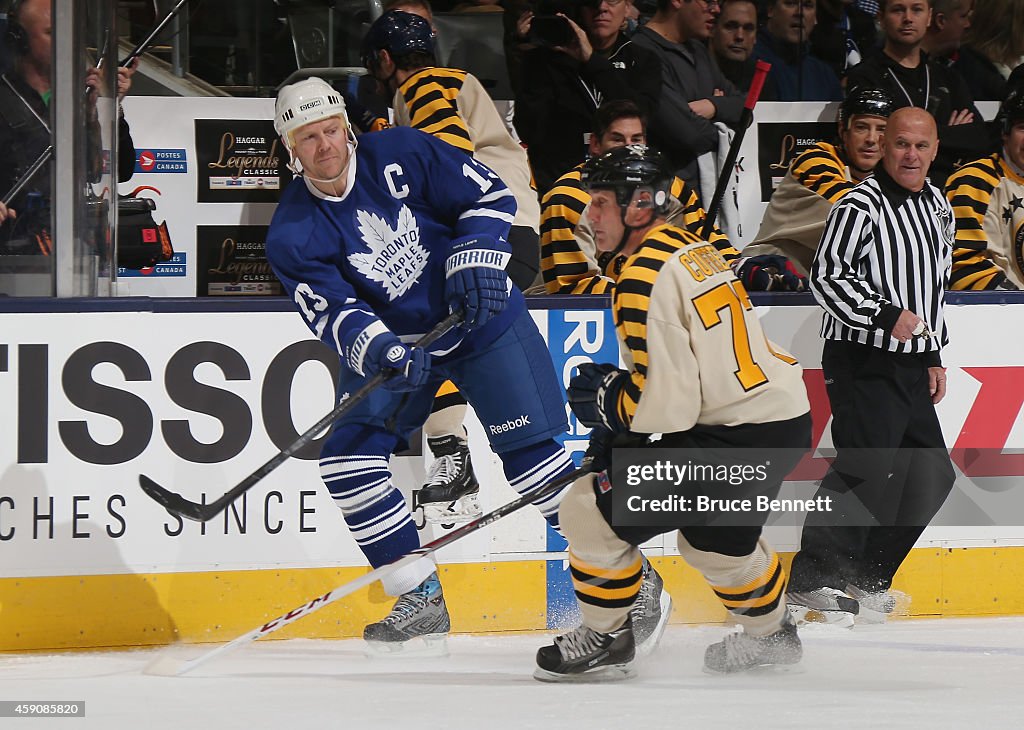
2 617 1022 729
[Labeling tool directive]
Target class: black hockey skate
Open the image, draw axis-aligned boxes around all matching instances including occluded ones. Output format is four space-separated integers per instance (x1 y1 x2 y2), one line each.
363 573 450 656
534 621 636 682
631 562 672 658
418 434 481 525
703 614 802 674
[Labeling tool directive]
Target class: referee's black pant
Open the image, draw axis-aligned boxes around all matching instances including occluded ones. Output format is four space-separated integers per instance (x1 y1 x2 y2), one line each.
788 340 956 593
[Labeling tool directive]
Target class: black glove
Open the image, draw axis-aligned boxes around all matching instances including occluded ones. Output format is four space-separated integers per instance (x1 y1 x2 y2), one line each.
736 255 807 292
581 426 615 473
568 362 630 433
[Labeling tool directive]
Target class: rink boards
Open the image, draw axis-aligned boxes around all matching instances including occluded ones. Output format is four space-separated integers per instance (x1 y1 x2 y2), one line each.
1 294 1023 650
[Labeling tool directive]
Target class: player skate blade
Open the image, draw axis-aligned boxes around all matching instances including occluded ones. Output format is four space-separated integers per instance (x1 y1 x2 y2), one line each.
532 664 636 683
853 605 890 625
363 634 450 659
635 591 672 659
422 494 481 525
703 662 805 676
788 604 855 629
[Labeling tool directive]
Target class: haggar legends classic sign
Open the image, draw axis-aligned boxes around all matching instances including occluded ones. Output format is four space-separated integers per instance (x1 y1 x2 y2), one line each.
195 119 289 203
756 120 835 202
196 225 284 296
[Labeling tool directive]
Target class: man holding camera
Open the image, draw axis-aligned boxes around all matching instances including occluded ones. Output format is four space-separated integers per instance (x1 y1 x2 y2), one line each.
512 0 662 196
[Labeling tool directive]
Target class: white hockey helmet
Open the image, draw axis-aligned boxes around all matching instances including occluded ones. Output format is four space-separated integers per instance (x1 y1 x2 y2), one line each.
274 77 349 146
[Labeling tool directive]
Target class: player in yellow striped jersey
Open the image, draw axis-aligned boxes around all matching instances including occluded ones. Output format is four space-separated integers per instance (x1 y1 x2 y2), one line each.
540 100 739 296
746 87 896 276
361 10 544 525
943 88 1024 291
361 10 540 288
534 146 812 682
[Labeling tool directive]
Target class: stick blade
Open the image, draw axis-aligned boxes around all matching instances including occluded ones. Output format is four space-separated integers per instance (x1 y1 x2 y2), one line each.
142 647 196 677
138 474 211 522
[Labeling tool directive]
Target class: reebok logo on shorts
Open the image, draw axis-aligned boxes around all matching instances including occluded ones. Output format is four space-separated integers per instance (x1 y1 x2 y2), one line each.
489 415 531 435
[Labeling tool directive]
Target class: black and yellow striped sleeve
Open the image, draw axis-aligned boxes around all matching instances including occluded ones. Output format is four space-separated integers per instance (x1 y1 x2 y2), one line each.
792 144 855 204
945 156 1005 290
539 168 614 295
670 176 740 263
612 227 701 425
397 68 474 154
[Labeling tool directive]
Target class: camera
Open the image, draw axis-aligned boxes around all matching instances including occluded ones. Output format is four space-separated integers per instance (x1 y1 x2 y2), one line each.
528 15 575 48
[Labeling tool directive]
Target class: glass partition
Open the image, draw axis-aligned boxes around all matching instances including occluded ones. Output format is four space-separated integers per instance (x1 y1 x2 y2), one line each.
0 0 119 297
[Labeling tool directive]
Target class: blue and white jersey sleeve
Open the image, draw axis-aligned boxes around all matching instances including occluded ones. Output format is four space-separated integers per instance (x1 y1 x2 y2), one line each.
267 199 396 377
407 130 518 251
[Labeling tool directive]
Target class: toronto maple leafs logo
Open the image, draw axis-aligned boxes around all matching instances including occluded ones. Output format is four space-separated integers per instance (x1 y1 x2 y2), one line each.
349 205 429 301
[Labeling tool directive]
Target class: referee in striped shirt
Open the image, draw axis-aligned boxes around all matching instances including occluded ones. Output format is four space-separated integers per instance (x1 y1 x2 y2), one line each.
786 108 957 624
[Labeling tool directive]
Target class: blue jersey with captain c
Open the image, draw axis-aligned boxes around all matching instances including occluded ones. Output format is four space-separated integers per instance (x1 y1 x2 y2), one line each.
266 126 523 365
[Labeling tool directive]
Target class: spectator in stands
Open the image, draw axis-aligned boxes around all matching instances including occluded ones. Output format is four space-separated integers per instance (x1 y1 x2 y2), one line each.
955 0 1024 101
512 0 662 197
632 0 744 195
452 0 504 12
709 0 759 93
845 0 987 186
752 0 843 101
745 87 895 275
0 0 136 252
540 99 739 295
921 0 971 62
944 88 1024 290
810 0 880 81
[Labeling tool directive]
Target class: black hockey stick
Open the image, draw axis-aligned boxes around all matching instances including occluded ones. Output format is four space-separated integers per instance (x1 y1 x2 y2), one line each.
139 311 464 523
144 463 587 676
700 60 771 240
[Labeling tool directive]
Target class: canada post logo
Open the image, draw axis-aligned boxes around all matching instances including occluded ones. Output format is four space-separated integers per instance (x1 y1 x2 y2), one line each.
136 149 188 174
118 252 187 278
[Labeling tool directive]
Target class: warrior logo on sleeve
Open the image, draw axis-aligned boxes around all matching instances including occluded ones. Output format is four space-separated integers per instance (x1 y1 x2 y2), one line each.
350 205 429 301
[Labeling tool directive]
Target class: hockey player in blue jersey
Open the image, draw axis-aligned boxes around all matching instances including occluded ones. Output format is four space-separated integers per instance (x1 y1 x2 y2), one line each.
266 77 577 651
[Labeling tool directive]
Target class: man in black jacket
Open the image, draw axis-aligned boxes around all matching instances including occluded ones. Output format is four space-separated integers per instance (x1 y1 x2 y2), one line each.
513 0 662 197
0 0 136 253
845 0 987 186
632 0 744 196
